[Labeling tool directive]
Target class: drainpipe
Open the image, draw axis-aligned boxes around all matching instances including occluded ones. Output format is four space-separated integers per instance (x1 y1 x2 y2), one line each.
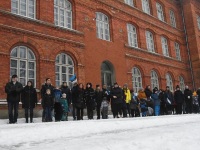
180 0 196 90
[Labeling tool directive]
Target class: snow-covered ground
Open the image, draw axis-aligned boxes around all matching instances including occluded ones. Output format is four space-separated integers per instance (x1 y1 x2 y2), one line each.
0 115 200 150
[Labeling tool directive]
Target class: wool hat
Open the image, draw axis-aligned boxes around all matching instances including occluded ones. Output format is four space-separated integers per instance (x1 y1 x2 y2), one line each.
11 74 18 78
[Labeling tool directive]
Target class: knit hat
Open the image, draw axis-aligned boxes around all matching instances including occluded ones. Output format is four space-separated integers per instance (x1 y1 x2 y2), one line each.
12 74 18 78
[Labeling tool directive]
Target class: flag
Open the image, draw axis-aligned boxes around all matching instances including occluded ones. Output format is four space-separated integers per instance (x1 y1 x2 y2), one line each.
69 74 77 84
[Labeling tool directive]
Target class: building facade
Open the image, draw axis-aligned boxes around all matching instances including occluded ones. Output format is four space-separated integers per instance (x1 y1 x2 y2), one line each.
0 0 200 99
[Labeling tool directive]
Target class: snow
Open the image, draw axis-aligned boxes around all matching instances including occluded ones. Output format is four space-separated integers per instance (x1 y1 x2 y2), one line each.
0 115 200 150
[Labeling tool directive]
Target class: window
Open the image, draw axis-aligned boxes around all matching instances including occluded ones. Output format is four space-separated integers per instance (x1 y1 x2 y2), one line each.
175 42 181 61
169 10 176 28
197 15 200 30
54 0 72 29
55 53 74 87
146 31 155 52
156 2 164 21
151 70 159 89
11 0 36 19
124 0 134 7
161 36 169 57
10 46 36 86
166 73 173 91
179 76 185 92
142 0 150 14
127 24 138 48
132 67 142 93
96 12 110 41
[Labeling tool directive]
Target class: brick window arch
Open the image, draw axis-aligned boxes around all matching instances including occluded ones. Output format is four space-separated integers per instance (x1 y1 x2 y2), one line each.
127 23 138 48
132 67 142 93
10 46 36 86
55 53 74 87
54 0 72 29
166 73 173 91
151 70 159 89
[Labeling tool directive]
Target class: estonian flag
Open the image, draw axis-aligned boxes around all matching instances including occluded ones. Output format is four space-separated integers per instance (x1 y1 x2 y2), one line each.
69 74 77 84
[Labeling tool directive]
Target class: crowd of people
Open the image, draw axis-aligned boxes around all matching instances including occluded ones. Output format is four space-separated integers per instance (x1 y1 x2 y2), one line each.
4 75 200 124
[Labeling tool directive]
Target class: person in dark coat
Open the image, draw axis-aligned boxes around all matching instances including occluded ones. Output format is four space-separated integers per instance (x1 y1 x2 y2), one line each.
110 82 123 118
164 86 174 115
84 83 95 119
197 88 200 105
102 84 110 101
174 85 184 114
159 89 167 115
144 85 153 108
95 85 103 119
60 82 71 105
42 89 54 122
184 85 193 114
21 81 37 123
40 78 54 122
5 74 23 124
151 87 160 116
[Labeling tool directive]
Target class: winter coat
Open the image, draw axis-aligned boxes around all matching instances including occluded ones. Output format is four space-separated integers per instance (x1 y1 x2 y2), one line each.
100 100 109 111
102 88 110 100
59 98 68 121
110 87 123 104
137 91 147 100
5 81 23 103
174 90 184 104
84 85 95 108
42 94 54 108
151 93 160 106
95 90 103 107
145 87 152 99
184 89 193 104
72 85 86 109
54 89 62 102
130 93 138 110
40 83 54 99
60 85 71 104
123 88 131 103
21 85 37 108
164 90 174 105
159 91 165 106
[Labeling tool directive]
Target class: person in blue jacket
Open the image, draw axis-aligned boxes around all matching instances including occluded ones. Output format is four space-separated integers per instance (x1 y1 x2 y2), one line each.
151 87 160 116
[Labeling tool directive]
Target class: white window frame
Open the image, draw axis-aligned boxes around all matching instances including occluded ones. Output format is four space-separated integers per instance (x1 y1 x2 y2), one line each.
132 67 142 93
146 31 155 52
197 15 200 30
161 36 169 57
156 2 164 22
10 46 36 87
151 70 159 89
54 0 72 29
169 10 176 28
11 0 36 19
96 12 110 41
166 73 173 91
142 0 150 14
127 24 138 48
124 0 134 7
179 76 185 92
55 53 74 87
175 42 181 61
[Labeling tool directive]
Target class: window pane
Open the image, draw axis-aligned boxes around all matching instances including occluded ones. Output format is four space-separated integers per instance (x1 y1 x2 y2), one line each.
29 70 34 78
62 74 66 81
11 48 18 57
62 66 66 73
20 78 26 86
11 68 17 76
56 66 60 72
68 67 73 74
11 60 17 68
20 69 26 77
20 61 26 69
20 47 26 58
56 73 60 80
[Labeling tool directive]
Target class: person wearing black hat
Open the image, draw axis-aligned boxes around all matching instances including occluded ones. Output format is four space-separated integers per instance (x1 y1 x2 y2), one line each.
85 83 95 119
184 85 193 114
164 86 174 115
95 85 103 119
174 85 184 114
5 75 23 124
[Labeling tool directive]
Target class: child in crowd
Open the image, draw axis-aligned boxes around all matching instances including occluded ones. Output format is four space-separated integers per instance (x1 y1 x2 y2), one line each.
101 97 109 119
59 93 69 121
140 99 148 117
42 89 54 122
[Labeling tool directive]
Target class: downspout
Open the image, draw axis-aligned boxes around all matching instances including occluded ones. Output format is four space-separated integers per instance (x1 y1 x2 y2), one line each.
180 0 196 90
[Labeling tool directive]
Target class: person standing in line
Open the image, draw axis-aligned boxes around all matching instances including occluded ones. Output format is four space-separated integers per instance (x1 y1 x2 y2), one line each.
174 85 184 114
60 82 71 106
123 84 131 117
71 82 78 120
95 85 103 119
5 75 23 124
151 87 160 116
164 86 174 115
21 81 37 123
101 97 109 119
184 85 193 114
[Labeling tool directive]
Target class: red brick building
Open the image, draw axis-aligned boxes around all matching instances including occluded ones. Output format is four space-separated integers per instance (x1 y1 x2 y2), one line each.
0 0 200 99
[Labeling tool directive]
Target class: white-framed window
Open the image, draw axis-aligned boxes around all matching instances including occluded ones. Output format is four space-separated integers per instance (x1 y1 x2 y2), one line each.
166 73 173 91
146 31 155 52
197 15 200 30
132 67 142 93
175 42 181 61
10 46 36 87
151 70 159 89
11 0 36 19
161 36 169 57
124 0 134 7
142 0 150 14
179 76 185 92
127 24 138 48
156 2 164 21
54 0 72 29
55 53 74 87
96 12 110 41
169 10 176 28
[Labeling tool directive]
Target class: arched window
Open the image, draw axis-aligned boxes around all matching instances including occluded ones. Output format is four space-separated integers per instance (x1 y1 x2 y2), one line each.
146 31 155 52
156 2 164 21
55 53 74 87
96 12 110 41
142 0 150 14
132 67 142 93
151 70 159 89
124 0 134 7
54 0 72 29
127 24 138 48
179 76 185 92
161 36 169 57
166 73 173 91
169 10 176 28
10 46 36 86
175 42 181 61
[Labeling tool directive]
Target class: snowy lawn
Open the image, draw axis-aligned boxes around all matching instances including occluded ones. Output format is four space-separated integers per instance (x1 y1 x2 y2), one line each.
0 114 200 150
